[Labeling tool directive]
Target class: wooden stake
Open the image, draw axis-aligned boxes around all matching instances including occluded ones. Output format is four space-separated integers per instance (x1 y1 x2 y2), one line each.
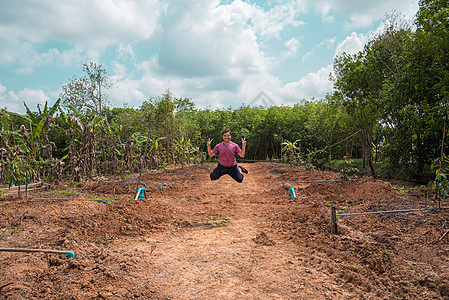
331 205 338 234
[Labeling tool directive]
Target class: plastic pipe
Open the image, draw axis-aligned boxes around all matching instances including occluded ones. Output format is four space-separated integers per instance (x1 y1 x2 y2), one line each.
123 181 164 188
336 206 449 217
165 172 194 178
0 248 75 258
270 172 307 178
425 194 428 209
282 179 341 187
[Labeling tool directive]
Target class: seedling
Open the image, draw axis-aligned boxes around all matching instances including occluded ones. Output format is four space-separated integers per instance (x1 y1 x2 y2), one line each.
212 215 226 221
219 220 231 227
11 225 23 235
427 154 449 209
281 139 301 166
339 155 359 181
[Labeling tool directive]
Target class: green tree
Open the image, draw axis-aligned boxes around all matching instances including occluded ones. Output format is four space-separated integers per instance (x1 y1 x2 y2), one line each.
332 50 382 177
60 62 112 115
306 99 353 160
382 1 449 177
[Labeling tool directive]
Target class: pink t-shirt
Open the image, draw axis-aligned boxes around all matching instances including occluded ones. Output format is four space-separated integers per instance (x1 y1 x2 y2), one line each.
212 141 242 167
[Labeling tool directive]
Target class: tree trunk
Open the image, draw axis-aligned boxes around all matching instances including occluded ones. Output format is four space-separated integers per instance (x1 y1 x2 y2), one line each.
358 128 376 178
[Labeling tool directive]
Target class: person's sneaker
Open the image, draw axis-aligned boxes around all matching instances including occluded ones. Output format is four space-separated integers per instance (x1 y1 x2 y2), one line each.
239 165 248 174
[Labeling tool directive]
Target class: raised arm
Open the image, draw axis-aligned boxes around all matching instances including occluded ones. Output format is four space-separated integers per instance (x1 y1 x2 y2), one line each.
237 137 246 158
207 138 215 157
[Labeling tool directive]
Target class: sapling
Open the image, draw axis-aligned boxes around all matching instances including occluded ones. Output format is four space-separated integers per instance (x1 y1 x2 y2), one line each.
281 139 301 167
426 155 449 209
7 153 36 197
340 155 359 181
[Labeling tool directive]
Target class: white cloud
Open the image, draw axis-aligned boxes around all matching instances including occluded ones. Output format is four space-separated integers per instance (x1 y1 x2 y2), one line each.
334 32 369 57
282 65 333 103
116 44 137 62
0 0 163 72
302 37 336 62
0 83 6 94
156 1 268 80
250 1 305 38
302 50 314 62
105 0 332 109
318 37 337 49
0 83 52 113
109 78 147 106
282 38 300 59
1 0 420 113
310 0 419 28
0 0 163 46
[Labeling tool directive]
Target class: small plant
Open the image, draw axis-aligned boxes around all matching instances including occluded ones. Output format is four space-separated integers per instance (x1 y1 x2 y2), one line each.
219 220 231 227
39 189 79 196
339 155 359 181
299 147 327 172
212 215 225 221
116 165 130 181
304 161 316 172
6 153 37 197
203 215 231 229
102 233 116 246
281 139 301 166
427 154 449 209
393 185 408 194
11 225 23 235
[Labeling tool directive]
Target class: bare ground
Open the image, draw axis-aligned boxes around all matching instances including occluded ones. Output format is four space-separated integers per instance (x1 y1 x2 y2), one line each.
1 162 449 299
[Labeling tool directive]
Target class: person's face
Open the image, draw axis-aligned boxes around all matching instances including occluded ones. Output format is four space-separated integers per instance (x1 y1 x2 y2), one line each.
222 132 231 143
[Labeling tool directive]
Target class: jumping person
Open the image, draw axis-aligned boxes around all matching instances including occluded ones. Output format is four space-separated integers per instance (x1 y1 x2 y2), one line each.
207 129 248 183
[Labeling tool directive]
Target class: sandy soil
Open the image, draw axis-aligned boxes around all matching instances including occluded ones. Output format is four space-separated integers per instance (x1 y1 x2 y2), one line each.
1 162 449 299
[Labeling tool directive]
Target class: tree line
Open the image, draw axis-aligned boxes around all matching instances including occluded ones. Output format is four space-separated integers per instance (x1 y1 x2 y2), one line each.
0 0 448 189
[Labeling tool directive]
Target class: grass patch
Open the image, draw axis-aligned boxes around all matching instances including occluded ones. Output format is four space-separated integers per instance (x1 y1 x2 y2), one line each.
203 215 231 229
39 189 79 196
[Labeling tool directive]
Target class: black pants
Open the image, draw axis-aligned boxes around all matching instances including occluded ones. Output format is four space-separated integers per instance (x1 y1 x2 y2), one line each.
210 164 244 183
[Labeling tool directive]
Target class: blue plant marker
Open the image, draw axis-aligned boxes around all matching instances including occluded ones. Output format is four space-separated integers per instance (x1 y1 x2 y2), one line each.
66 251 75 258
289 188 296 199
135 187 146 200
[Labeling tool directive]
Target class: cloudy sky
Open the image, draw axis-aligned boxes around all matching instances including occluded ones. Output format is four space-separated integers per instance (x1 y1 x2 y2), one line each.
0 0 419 113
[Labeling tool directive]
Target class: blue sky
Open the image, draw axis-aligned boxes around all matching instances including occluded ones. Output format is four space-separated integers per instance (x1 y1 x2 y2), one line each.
0 0 419 113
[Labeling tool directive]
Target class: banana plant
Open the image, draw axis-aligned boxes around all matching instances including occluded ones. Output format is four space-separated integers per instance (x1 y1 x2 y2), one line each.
281 139 301 166
174 136 192 166
58 106 105 180
4 99 61 161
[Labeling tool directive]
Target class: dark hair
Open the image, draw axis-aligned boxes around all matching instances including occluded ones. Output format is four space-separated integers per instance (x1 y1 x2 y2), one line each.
221 128 232 136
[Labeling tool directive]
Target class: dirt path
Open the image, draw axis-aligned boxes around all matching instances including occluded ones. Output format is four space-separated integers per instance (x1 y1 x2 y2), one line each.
110 164 350 299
